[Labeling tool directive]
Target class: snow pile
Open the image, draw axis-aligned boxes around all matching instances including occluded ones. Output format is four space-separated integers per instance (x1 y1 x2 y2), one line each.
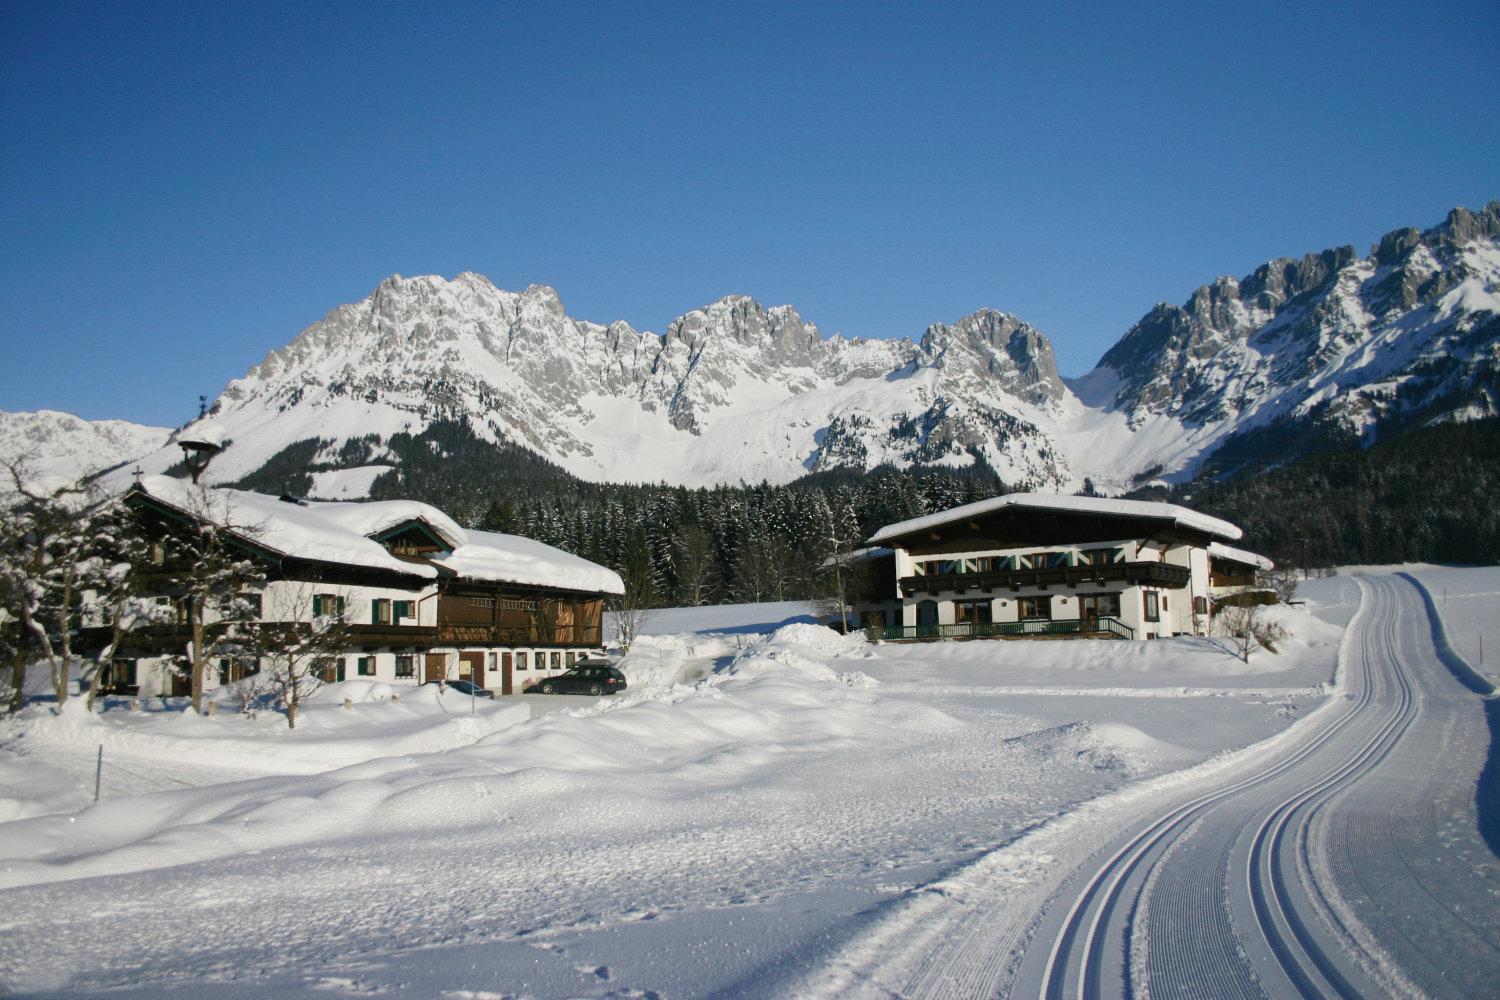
0 624 941 893
1000 720 1179 778
2 681 530 799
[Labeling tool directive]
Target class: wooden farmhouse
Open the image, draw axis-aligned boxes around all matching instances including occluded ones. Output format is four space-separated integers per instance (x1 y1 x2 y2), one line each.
89 476 623 697
852 492 1272 641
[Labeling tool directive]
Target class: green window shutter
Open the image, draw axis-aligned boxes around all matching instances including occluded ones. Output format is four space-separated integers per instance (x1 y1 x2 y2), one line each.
336 596 346 616
336 659 346 682
312 594 323 616
371 601 381 625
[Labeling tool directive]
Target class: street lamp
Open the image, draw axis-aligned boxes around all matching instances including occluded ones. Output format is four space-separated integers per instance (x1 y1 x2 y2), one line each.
177 423 226 484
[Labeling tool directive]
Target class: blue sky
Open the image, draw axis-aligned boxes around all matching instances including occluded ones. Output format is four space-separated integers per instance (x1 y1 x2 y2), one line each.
2 0 1496 427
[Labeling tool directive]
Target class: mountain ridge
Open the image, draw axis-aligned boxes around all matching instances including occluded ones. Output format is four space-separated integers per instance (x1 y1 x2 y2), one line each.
11 201 1497 496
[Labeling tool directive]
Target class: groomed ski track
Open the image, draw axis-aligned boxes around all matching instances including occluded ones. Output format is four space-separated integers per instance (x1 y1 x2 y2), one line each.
800 573 1498 998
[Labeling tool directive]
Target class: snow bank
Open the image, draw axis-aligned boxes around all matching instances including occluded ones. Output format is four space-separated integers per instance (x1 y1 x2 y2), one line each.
0 623 933 890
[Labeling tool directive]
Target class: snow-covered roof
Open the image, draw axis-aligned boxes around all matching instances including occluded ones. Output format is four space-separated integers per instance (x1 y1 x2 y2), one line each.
867 492 1243 545
820 545 894 569
135 477 622 593
1208 541 1274 571
176 421 227 449
437 528 624 595
136 476 442 578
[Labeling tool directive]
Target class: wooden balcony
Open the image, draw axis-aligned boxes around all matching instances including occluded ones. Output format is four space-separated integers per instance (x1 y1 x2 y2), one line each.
345 623 440 646
901 560 1190 596
436 623 603 647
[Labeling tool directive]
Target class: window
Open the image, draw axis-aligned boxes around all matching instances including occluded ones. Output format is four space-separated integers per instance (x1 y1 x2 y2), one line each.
99 659 137 692
550 651 562 671
1018 595 1052 620
1080 592 1121 621
371 599 391 625
468 596 495 609
395 655 415 678
1144 591 1160 622
954 599 992 625
501 598 539 612
516 651 529 671
566 651 578 668
357 656 375 677
312 594 344 617
237 593 263 618
1162 594 1169 612
393 600 414 621
315 657 344 682
1193 596 1208 616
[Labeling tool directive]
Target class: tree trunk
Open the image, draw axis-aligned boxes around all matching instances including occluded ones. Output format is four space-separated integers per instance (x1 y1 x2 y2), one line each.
190 601 206 714
8 647 24 713
53 570 75 707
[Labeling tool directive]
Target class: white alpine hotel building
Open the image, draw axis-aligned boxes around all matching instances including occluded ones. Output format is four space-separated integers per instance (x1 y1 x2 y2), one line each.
857 493 1272 641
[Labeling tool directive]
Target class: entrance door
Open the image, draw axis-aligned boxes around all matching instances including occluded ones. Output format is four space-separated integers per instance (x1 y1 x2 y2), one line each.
916 600 939 636
424 653 448 684
1079 593 1121 629
501 652 513 695
459 651 485 689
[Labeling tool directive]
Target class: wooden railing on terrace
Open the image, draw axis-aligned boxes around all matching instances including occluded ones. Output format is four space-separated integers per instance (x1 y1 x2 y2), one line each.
867 616 1134 642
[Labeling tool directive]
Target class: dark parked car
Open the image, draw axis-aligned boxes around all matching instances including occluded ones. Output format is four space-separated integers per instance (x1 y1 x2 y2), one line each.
528 663 627 696
422 678 494 698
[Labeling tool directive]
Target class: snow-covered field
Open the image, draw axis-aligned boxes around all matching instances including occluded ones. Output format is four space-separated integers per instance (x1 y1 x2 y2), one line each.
0 584 1355 996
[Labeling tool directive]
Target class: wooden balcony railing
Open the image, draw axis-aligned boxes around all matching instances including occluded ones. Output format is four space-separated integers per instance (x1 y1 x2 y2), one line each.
901 560 1189 596
867 616 1134 642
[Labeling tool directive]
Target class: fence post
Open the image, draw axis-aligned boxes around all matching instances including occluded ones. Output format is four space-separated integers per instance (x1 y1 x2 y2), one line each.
93 745 103 805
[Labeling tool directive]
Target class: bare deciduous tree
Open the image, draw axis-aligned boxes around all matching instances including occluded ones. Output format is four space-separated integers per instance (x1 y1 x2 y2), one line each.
162 485 268 713
251 584 352 729
609 529 657 654
81 499 169 712
1214 604 1289 663
1259 567 1300 604
0 459 107 709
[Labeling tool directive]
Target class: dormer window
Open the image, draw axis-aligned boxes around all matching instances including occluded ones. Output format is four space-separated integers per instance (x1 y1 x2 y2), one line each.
374 519 453 558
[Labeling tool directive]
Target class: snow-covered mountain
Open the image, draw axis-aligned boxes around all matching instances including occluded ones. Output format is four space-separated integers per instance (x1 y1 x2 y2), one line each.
0 409 172 483
45 201 1500 496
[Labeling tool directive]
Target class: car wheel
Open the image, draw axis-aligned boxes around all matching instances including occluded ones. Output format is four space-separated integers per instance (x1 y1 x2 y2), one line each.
539 682 554 694
588 683 603 696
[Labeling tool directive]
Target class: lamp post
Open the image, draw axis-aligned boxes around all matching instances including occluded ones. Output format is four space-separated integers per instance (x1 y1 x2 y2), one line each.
177 423 226 485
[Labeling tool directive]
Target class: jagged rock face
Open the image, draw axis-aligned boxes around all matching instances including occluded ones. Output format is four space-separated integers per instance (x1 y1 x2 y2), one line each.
48 200 1498 496
131 274 1072 491
1092 201 1500 441
917 309 1066 407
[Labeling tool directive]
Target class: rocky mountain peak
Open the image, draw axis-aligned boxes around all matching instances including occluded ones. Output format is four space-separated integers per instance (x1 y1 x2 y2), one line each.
918 309 1065 407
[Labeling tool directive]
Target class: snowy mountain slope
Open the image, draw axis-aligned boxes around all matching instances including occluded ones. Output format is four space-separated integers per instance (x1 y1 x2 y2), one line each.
1078 201 1500 476
112 275 1078 491
0 409 172 482
41 201 1500 496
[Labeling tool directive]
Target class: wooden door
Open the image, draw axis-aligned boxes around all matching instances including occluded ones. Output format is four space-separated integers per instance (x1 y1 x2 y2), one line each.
459 651 484 688
501 652 513 695
424 653 448 684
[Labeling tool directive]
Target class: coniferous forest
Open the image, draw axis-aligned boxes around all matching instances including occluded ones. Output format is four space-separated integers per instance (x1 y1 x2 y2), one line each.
235 416 1500 608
